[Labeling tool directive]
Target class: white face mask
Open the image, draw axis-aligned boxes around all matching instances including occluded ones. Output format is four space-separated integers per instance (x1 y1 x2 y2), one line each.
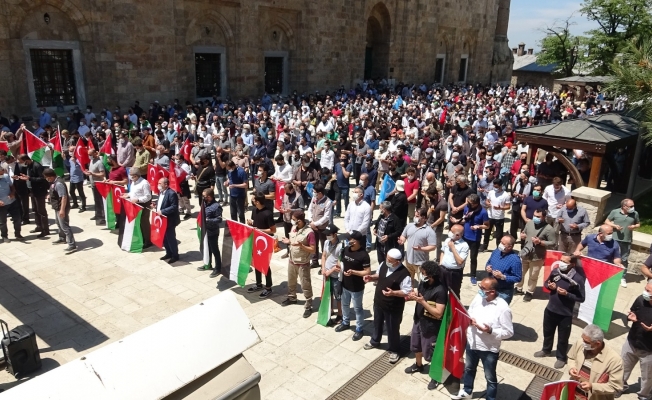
558 262 569 272
486 155 492 161
448 231 456 240
156 150 161 155
291 220 297 226
498 243 506 252
603 234 613 241
643 291 651 302
583 343 595 351
158 184 164 192
413 217 420 224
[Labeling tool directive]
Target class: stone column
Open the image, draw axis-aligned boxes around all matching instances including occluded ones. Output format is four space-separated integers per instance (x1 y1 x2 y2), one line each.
490 0 514 85
571 186 611 230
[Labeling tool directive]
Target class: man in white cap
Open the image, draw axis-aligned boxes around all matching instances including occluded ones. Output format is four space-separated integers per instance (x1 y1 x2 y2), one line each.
363 248 412 363
390 180 409 225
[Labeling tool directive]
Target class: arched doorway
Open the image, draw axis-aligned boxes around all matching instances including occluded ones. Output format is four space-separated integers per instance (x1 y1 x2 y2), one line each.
364 3 391 80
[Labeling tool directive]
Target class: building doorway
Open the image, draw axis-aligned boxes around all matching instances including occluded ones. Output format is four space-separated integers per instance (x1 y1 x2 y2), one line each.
264 57 284 94
364 3 391 80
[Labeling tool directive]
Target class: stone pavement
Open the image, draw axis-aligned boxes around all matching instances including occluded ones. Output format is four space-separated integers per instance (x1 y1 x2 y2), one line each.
0 184 646 400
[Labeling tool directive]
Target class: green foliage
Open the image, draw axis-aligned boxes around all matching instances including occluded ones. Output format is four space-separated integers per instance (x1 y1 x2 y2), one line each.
538 26 590 77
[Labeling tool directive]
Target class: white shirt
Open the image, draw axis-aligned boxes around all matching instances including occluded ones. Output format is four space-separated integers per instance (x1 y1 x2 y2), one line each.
486 189 511 219
542 185 571 218
317 120 333 133
128 177 152 203
272 163 293 183
440 238 470 269
321 149 335 171
156 188 166 212
344 198 372 235
383 262 412 294
466 293 513 353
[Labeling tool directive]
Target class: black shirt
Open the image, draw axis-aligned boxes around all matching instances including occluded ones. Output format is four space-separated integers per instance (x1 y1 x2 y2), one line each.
251 206 274 230
342 246 370 293
214 152 230 177
544 268 586 317
450 184 474 218
628 296 652 352
414 279 448 337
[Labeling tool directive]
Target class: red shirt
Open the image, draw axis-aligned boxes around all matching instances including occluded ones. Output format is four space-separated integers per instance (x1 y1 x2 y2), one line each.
403 178 420 203
109 166 127 182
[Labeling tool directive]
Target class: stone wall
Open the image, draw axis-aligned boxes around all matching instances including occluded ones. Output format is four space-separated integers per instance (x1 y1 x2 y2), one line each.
0 0 512 116
511 71 554 89
571 186 611 230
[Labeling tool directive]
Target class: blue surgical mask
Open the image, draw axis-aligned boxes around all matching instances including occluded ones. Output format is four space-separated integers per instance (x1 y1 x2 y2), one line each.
532 190 541 197
533 216 542 224
478 289 487 298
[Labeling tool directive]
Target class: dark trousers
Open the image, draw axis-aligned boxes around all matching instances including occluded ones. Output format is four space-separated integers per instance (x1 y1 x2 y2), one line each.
91 185 104 218
255 268 272 289
311 228 327 263
376 243 387 266
334 186 349 216
138 204 151 246
31 194 49 234
542 308 572 362
354 163 362 186
440 266 463 299
229 196 246 223
483 218 504 247
468 239 481 277
370 305 404 353
207 234 221 271
17 193 30 222
69 182 86 208
0 201 21 237
509 204 523 238
163 225 178 258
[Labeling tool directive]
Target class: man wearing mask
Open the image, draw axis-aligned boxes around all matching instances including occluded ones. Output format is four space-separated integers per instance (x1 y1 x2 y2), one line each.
517 208 556 302
17 154 50 237
44 168 76 254
449 176 474 223
619 281 652 399
451 277 513 400
484 235 522 305
605 199 640 287
373 201 404 263
482 179 511 252
335 230 371 341
117 131 135 168
398 207 438 287
363 248 412 364
404 167 420 219
333 154 352 218
120 170 152 249
191 156 215 209
246 192 276 298
574 224 622 265
153 178 179 264
568 324 623 399
557 199 591 254
535 253 585 369
450 193 489 285
197 188 223 277
344 186 372 238
253 164 276 211
439 224 469 298
133 139 151 177
308 182 332 268
153 145 169 169
521 184 548 225
213 146 230 205
321 224 344 326
509 171 531 239
542 177 571 225
0 165 22 242
280 210 316 318
292 155 319 205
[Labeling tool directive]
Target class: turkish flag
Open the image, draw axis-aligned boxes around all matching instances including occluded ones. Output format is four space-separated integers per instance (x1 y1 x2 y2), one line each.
150 211 168 249
168 160 188 193
540 380 579 400
543 250 564 293
112 185 125 215
147 164 158 194
443 292 470 379
0 141 9 153
439 106 447 125
274 180 286 211
180 138 192 162
74 138 90 168
156 164 169 182
252 229 274 275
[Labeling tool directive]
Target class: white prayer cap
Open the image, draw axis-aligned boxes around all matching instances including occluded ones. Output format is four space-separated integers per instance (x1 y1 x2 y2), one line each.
387 248 403 260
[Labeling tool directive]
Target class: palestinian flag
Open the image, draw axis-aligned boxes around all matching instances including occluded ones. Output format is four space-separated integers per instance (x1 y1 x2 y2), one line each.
196 203 211 268
49 129 64 177
221 220 254 287
577 256 624 331
542 250 564 293
540 380 579 400
430 292 469 383
120 200 144 253
93 181 116 229
99 134 114 172
0 141 9 154
316 277 332 326
24 129 47 163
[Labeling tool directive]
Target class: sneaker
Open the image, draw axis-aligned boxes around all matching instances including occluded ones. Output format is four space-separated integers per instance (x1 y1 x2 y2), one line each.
302 308 312 318
404 363 423 374
621 278 627 288
554 359 566 369
533 351 551 358
388 352 399 364
259 288 272 298
247 285 263 293
64 245 77 254
352 330 363 341
335 323 351 333
209 270 221 278
470 277 477 285
281 298 297 306
52 238 66 245
427 379 440 390
450 389 471 399
523 292 533 302
363 342 378 351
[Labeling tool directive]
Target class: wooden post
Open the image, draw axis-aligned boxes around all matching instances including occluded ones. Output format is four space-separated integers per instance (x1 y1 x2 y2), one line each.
588 154 603 188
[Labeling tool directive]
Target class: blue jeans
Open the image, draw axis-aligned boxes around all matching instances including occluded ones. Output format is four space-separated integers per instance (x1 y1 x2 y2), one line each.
215 175 227 202
341 288 364 331
335 186 349 216
497 287 514 305
366 230 372 250
462 344 499 400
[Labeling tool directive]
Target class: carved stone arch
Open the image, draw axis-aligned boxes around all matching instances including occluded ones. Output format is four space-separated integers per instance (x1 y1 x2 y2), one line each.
537 145 585 187
266 17 296 51
364 2 392 80
185 10 235 47
10 0 91 41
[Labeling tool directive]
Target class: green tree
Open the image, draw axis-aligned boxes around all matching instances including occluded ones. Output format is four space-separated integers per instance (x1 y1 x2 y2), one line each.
606 36 652 142
580 0 652 75
537 18 589 77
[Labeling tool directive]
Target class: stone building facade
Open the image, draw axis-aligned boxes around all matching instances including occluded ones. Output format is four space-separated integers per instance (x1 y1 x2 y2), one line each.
0 0 513 116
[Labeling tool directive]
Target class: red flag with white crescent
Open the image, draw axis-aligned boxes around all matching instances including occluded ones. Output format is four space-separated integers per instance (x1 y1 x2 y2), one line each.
439 107 447 125
150 211 168 249
275 180 285 211
180 138 192 162
74 138 90 168
156 164 169 182
147 164 158 194
252 229 274 275
543 250 565 293
443 292 471 379
169 159 188 193
112 185 125 215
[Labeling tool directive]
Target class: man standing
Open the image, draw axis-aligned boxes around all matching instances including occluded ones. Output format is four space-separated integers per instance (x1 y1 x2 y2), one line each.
225 160 248 223
373 201 403 263
68 146 86 212
333 154 352 218
18 154 50 237
619 281 652 399
557 199 591 253
120 170 153 248
398 207 438 287
253 164 276 211
335 230 370 341
154 177 179 264
483 179 511 251
246 192 276 298
43 168 76 254
517 208 557 302
568 325 624 399
542 177 571 226
344 186 371 236
321 224 344 326
451 277 513 400
363 248 412 364
439 224 469 298
534 253 585 369
0 165 22 242
606 199 639 287
281 210 316 318
575 224 621 265
85 149 106 225
197 189 223 278
450 194 489 285
308 182 333 267
484 235 522 305
449 176 474 223
509 171 531 238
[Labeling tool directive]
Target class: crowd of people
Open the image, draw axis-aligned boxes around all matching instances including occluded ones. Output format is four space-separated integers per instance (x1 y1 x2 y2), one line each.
0 81 650 400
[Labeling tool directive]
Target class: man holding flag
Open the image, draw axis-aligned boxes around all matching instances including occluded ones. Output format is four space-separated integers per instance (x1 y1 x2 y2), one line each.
84 149 106 226
153 177 179 264
196 188 223 278
451 276 513 400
